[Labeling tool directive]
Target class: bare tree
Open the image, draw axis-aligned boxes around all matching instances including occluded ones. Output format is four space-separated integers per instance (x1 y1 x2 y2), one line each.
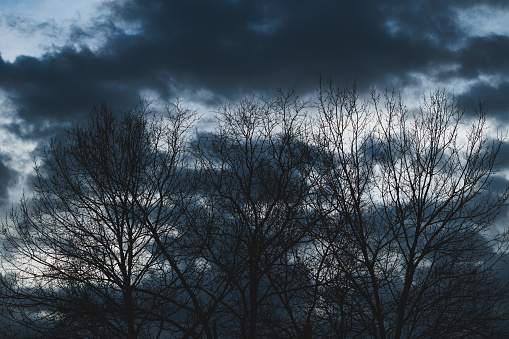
0 101 203 338
191 89 321 338
312 80 509 338
1 81 508 338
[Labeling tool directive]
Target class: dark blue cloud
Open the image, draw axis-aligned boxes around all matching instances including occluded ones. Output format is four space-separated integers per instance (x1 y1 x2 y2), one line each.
459 82 509 121
0 0 508 134
0 153 18 207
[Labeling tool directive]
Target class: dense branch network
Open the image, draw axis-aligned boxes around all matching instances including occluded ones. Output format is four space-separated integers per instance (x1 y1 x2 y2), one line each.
0 83 508 338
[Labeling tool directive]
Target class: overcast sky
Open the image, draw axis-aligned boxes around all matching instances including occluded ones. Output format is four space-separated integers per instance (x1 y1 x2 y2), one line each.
1 0 509 211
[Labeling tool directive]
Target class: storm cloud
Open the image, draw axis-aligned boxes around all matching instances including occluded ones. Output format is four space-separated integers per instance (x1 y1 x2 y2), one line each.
1 0 508 127
0 0 509 205
0 153 18 207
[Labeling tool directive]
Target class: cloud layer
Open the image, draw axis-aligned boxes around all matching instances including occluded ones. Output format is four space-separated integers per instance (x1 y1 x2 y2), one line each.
1 1 508 120
0 0 509 206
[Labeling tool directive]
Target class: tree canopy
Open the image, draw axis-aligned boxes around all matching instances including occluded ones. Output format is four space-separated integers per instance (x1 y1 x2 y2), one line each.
1 82 508 338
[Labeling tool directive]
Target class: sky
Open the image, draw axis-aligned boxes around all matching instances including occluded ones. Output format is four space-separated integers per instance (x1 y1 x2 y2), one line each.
1 0 509 213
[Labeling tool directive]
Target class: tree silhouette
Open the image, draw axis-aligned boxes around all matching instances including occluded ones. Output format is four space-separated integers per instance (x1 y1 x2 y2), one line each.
0 101 200 338
191 89 321 338
0 82 508 338
311 79 509 338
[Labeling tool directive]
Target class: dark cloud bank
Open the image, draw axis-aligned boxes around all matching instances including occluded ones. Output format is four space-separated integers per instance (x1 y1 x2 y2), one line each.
0 154 17 206
1 0 509 205
1 0 508 124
